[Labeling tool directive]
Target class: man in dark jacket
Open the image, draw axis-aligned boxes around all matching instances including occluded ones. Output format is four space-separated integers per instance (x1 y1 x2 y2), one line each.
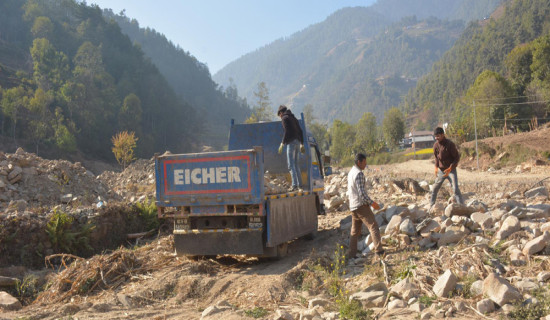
277 105 305 191
430 127 464 209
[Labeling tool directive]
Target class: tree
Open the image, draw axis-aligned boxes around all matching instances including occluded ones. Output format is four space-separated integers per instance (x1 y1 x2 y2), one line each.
245 82 273 123
112 131 138 169
309 122 329 152
0 86 30 146
354 112 378 155
505 43 533 94
53 108 77 153
31 16 53 39
329 120 355 163
118 93 142 131
382 107 405 149
30 38 69 91
463 70 516 136
303 104 315 128
27 88 54 154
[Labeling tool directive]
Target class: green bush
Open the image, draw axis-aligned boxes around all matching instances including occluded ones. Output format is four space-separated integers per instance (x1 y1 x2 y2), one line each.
508 287 550 320
135 198 159 230
244 307 268 318
45 210 95 254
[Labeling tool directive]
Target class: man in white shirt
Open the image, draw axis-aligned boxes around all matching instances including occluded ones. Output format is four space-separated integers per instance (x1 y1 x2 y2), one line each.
347 153 384 259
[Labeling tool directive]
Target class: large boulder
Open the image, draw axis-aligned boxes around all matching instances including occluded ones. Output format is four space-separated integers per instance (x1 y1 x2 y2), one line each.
523 231 550 256
495 216 521 240
433 269 457 298
482 273 522 306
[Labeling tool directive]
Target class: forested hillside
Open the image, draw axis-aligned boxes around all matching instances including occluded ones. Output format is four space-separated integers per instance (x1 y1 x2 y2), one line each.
370 0 502 22
102 10 250 146
213 0 502 124
403 0 550 139
0 0 202 161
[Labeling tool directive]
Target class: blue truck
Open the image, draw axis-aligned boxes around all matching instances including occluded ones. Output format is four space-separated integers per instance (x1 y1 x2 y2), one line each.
155 114 329 257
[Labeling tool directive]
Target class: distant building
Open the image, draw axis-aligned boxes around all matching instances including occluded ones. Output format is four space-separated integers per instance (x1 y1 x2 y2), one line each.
406 130 435 149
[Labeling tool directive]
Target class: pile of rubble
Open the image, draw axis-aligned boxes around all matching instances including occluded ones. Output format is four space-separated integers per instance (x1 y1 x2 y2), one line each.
98 159 156 202
323 166 550 318
0 148 115 213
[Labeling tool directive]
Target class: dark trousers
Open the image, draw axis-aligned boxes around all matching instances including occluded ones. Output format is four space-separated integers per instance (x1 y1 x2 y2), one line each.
349 204 382 257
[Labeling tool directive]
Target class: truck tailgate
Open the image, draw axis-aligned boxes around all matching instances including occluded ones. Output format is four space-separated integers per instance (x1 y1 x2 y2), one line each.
155 148 264 207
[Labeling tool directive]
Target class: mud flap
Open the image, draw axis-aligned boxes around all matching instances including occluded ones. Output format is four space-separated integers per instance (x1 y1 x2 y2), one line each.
267 194 318 247
174 229 264 256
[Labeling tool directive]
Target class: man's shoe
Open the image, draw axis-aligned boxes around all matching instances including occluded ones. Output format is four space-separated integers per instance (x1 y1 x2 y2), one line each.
289 186 297 192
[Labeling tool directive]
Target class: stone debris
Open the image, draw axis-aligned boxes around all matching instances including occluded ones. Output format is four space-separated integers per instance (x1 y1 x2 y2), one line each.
433 269 457 298
0 291 21 311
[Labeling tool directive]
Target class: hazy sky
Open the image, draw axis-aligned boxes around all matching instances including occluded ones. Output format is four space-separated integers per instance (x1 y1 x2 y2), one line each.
89 0 377 74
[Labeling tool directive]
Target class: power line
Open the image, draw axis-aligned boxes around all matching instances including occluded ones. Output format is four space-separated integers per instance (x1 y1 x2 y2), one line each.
474 99 550 106
472 94 543 102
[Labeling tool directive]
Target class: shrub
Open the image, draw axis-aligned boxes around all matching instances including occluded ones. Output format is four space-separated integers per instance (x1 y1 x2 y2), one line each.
135 198 159 230
45 210 95 254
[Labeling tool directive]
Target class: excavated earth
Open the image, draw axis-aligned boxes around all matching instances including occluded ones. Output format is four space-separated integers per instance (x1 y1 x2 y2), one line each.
1 128 550 320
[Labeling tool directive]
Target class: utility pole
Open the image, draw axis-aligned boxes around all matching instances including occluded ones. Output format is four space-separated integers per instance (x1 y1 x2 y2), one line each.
473 100 479 171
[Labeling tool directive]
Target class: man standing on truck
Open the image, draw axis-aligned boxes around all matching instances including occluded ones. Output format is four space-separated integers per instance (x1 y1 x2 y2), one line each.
430 127 464 211
347 153 384 259
277 105 305 192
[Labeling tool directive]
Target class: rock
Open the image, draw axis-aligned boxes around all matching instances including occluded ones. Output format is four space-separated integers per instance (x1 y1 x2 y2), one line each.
525 204 550 218
274 309 293 320
454 301 467 312
444 203 474 217
509 248 527 266
7 166 22 180
467 199 488 213
420 311 432 320
437 230 468 247
470 212 493 230
538 271 550 282
300 307 320 319
514 279 538 293
339 216 352 230
390 277 419 299
495 216 521 240
471 280 483 296
91 303 112 312
350 291 386 308
0 276 18 287
399 218 416 236
0 291 21 310
418 219 440 236
201 305 221 318
525 186 548 198
308 298 329 309
328 196 344 210
409 302 424 312
60 193 73 204
433 269 457 298
388 298 406 310
385 206 409 222
490 209 507 220
117 293 133 308
523 231 550 256
476 298 495 314
386 215 403 233
482 273 522 306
